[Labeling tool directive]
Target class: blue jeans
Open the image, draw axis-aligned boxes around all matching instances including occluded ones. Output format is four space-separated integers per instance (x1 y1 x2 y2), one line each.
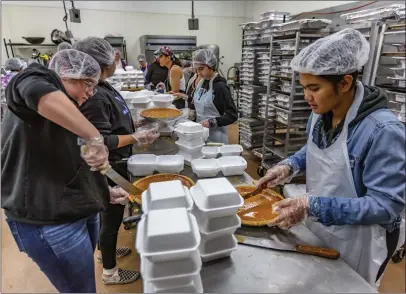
6 214 100 293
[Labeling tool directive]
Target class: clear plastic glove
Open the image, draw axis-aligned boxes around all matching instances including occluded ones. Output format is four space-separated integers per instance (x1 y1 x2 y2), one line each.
156 82 166 93
131 125 160 146
170 92 187 101
256 164 293 188
80 135 109 171
109 186 129 205
268 196 309 229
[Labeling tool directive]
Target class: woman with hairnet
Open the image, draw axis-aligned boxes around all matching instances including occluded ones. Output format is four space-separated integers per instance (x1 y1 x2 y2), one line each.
191 49 238 143
257 28 405 286
57 41 72 51
1 49 110 292
74 37 159 285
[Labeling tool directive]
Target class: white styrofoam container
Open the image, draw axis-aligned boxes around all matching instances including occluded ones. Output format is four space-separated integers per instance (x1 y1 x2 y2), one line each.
218 156 247 176
130 96 152 108
177 138 205 148
127 154 157 176
144 274 203 293
174 128 204 141
136 208 201 262
191 159 220 178
141 250 201 281
202 127 210 141
199 234 238 262
219 145 243 156
156 155 184 174
192 206 241 233
176 121 204 133
190 178 244 218
141 180 193 213
177 151 204 166
202 146 219 159
176 140 205 153
153 94 174 108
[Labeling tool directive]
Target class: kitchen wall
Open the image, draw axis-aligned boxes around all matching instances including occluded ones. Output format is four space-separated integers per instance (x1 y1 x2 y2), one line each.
244 1 357 21
1 1 248 72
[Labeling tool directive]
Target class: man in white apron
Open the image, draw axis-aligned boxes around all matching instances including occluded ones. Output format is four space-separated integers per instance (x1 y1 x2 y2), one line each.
192 49 238 144
257 29 405 287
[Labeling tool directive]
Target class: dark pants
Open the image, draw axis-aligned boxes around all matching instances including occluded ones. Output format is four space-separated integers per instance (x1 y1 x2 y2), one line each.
98 203 126 269
6 214 99 293
376 227 400 282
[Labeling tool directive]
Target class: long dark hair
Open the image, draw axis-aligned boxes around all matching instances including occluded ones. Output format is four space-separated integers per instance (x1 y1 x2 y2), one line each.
319 71 359 93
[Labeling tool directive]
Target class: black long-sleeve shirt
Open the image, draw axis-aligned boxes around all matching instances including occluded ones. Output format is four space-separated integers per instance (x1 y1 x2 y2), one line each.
144 61 168 89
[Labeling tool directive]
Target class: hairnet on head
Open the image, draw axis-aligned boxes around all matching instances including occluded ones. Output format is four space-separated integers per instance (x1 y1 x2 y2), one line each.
57 42 72 51
193 49 217 69
48 49 101 83
5 58 24 71
73 37 114 68
137 54 146 61
290 28 370 75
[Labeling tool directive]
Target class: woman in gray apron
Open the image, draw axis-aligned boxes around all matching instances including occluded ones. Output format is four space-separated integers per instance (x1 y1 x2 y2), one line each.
257 29 405 287
192 49 238 144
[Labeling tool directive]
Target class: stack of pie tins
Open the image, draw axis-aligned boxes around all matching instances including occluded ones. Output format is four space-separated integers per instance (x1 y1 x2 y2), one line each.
190 178 244 262
136 180 203 293
236 185 284 226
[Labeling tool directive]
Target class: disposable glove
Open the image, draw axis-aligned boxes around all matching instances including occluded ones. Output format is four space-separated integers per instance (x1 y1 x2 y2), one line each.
131 125 160 146
268 196 309 229
80 135 109 171
109 186 129 205
256 164 293 188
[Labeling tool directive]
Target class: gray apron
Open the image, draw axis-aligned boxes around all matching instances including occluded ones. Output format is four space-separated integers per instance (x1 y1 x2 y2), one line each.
193 74 228 144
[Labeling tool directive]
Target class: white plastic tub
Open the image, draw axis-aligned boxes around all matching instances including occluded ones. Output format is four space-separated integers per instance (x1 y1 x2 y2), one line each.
190 178 244 218
144 274 203 293
178 151 204 166
176 140 205 153
218 156 247 176
136 208 201 262
199 235 238 263
156 155 184 174
191 159 219 178
127 154 157 176
219 145 243 156
141 180 193 213
176 121 203 133
141 250 201 281
202 146 219 159
192 206 241 233
153 94 174 108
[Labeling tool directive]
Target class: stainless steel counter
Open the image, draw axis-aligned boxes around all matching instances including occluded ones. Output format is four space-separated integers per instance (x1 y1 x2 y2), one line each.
133 137 377 293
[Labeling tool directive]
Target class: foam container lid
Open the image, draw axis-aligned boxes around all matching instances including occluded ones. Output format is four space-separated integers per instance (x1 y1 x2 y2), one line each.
219 144 243 156
217 156 247 176
176 121 204 133
141 180 193 213
136 208 200 258
202 146 219 158
153 94 174 102
156 155 184 173
128 154 157 166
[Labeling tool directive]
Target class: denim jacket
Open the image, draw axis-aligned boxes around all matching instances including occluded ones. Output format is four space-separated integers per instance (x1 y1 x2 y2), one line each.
283 109 405 232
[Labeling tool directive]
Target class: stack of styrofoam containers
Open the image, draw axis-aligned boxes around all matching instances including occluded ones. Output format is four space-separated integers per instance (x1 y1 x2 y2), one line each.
190 178 243 262
127 154 184 176
136 180 203 293
175 121 205 166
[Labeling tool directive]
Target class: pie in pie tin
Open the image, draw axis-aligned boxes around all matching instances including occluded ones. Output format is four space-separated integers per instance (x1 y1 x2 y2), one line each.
140 108 182 120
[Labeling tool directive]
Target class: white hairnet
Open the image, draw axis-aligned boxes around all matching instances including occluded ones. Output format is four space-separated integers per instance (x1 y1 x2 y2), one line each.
193 49 217 68
5 58 24 71
290 28 370 75
73 37 114 68
48 49 101 82
57 42 72 51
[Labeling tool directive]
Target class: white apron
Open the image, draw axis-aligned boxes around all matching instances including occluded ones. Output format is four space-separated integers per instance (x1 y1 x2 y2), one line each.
305 81 391 287
193 74 228 144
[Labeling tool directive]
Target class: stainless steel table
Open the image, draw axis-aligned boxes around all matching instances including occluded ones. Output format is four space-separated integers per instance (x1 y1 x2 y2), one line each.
132 137 377 293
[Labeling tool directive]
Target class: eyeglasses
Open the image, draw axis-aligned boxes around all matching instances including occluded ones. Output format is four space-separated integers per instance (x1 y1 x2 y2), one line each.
84 80 98 96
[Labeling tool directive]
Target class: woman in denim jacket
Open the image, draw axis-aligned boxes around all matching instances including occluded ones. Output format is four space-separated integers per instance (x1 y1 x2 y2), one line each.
257 29 405 287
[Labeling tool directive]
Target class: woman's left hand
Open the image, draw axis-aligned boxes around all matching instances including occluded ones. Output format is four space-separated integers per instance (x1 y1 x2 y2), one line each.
169 91 186 100
267 195 309 229
200 120 210 128
109 186 129 205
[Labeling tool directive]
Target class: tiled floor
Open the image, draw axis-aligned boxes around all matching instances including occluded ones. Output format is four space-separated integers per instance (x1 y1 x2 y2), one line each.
2 123 405 293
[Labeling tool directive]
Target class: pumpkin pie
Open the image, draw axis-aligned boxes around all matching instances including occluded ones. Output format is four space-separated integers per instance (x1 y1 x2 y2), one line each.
129 174 195 204
236 185 284 227
140 108 182 119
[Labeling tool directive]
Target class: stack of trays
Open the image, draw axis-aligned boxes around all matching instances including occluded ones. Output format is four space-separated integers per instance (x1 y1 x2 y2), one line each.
191 156 247 178
190 178 243 262
127 154 184 176
174 121 205 166
136 180 203 293
239 118 265 149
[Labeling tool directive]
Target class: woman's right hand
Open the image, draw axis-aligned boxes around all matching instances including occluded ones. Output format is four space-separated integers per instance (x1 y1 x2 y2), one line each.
80 135 109 171
171 92 187 100
256 164 292 188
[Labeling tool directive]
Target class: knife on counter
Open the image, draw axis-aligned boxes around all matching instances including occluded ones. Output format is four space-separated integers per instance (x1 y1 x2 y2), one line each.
234 231 340 260
100 165 142 195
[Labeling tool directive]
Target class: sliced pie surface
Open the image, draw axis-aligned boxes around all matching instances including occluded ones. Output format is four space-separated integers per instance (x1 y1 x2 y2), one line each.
129 174 195 204
236 185 284 227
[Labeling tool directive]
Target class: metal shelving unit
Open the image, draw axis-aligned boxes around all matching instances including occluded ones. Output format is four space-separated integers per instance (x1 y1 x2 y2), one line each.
3 38 57 58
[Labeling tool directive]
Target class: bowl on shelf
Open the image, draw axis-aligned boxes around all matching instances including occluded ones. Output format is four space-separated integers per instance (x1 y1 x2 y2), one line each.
22 37 45 45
